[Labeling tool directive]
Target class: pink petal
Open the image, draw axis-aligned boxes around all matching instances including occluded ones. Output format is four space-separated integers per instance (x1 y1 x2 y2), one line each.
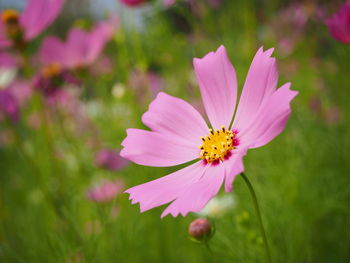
239 83 298 149
86 20 116 64
223 148 247 192
161 163 225 217
20 0 64 40
0 52 17 68
120 128 199 167
193 45 238 129
232 47 278 133
142 92 209 147
125 161 206 213
65 28 90 68
326 1 350 44
38 36 66 66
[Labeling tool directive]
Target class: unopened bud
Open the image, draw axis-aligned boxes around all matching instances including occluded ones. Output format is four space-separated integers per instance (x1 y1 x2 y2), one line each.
188 218 214 243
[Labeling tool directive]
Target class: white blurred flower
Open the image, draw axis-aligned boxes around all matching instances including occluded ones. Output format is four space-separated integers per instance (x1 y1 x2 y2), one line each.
0 68 17 89
112 83 125 99
198 194 235 217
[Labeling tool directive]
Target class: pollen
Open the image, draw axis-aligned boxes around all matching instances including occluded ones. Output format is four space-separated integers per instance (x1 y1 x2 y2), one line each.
1 9 19 24
42 63 61 79
199 126 239 164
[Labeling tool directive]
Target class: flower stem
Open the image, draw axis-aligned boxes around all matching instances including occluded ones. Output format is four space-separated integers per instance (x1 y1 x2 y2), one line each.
240 173 272 263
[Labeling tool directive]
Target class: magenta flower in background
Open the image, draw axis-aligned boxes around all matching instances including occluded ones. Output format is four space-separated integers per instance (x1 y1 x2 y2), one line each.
95 149 129 171
87 179 125 203
120 0 150 7
39 17 117 70
0 88 19 123
0 0 64 48
0 52 17 68
7 81 32 106
164 0 221 8
326 1 350 44
32 64 80 102
121 46 298 217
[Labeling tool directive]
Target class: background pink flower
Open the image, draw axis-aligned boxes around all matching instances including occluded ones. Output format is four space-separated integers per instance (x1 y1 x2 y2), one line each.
0 0 64 48
0 87 19 123
326 1 350 44
121 46 298 217
39 16 117 70
0 52 17 68
87 179 125 203
120 0 150 7
95 149 129 171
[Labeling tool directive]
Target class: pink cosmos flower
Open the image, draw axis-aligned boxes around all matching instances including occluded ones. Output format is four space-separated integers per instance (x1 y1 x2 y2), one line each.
121 46 298 217
120 0 150 7
38 17 117 70
32 64 80 101
326 1 350 44
95 149 129 171
87 179 125 203
0 0 64 48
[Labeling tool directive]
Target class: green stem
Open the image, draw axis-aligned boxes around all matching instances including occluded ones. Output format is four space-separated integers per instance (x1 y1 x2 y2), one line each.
240 173 272 263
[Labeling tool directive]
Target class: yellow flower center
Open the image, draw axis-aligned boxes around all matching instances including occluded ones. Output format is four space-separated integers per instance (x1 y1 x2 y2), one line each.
199 126 239 164
42 63 62 79
1 9 19 24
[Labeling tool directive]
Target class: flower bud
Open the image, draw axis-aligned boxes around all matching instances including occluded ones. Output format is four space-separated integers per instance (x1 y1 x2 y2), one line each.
188 218 214 243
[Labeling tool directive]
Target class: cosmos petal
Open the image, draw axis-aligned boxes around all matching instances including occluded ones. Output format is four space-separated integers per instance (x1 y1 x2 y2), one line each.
20 0 64 40
223 148 247 192
239 83 298 148
0 52 17 68
120 128 199 167
326 1 350 44
232 47 278 133
125 161 206 213
39 36 66 66
142 92 209 147
161 163 225 218
193 45 238 129
85 19 116 64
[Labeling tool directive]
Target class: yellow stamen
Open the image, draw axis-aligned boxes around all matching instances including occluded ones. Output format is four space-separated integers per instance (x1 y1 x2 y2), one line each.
1 9 19 24
199 126 237 164
42 63 61 78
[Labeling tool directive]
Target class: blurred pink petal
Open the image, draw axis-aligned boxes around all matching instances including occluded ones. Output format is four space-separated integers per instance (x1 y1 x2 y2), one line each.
95 149 128 171
0 52 17 68
120 0 149 7
326 1 350 44
0 88 19 123
7 80 32 106
39 17 116 69
163 0 177 7
37 37 66 66
122 46 298 217
87 179 124 203
20 0 64 40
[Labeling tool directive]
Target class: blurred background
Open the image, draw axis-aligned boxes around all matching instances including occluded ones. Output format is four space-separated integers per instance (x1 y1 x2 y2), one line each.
0 0 349 262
